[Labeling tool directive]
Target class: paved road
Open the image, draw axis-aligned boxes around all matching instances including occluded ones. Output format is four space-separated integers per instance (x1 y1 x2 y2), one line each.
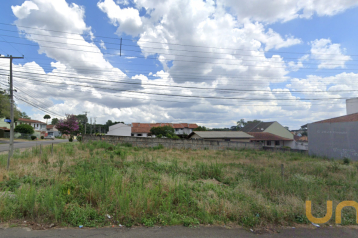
0 139 69 152
0 226 357 238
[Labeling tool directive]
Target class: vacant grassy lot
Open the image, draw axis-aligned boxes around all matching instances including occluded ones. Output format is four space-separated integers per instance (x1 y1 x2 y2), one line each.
0 141 357 228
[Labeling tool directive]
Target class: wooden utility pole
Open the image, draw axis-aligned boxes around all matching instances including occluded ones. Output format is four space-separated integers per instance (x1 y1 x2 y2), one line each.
0 54 24 170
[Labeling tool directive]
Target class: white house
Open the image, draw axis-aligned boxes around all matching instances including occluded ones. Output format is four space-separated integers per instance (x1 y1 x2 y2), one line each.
106 123 131 136
16 118 47 131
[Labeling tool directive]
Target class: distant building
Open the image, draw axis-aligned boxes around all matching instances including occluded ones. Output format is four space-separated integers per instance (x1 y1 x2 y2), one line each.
131 123 198 137
16 118 47 131
188 131 253 142
308 112 358 160
106 123 131 137
46 125 62 137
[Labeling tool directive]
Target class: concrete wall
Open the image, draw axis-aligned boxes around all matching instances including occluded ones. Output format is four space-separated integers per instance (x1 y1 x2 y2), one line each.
83 135 262 150
308 121 358 160
107 123 131 136
284 140 308 150
264 122 294 140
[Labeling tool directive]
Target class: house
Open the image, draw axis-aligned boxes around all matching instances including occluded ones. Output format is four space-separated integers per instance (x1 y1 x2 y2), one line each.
46 125 62 137
188 131 253 142
241 121 308 149
131 123 198 137
0 127 10 138
106 123 131 137
308 112 358 160
247 132 293 147
0 118 10 129
16 118 47 131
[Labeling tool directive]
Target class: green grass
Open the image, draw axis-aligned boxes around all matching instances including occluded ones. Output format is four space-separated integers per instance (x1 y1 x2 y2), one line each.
0 141 358 228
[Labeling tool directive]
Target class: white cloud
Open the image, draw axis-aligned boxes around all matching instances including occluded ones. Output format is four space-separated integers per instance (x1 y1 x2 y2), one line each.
97 0 143 36
310 38 351 69
99 40 106 50
219 0 358 22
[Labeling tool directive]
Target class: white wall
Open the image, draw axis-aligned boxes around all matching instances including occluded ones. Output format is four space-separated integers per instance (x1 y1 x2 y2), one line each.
347 98 358 115
284 141 308 150
107 123 131 137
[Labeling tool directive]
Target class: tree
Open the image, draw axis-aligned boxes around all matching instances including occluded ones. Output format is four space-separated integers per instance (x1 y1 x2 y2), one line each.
19 111 30 119
194 126 207 131
14 124 34 134
236 119 246 130
51 118 59 125
55 114 80 136
150 125 178 138
0 90 21 121
44 114 51 124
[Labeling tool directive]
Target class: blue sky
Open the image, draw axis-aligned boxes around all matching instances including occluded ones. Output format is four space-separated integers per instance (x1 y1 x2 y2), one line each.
1 0 358 129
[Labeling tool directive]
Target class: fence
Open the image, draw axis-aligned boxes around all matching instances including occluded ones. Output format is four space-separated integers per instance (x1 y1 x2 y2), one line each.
263 146 308 154
82 135 262 150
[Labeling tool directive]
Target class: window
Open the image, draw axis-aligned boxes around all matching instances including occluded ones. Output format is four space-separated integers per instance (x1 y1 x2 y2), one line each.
137 134 142 136
131 134 134 136
267 141 271 146
275 141 280 146
224 139 230 142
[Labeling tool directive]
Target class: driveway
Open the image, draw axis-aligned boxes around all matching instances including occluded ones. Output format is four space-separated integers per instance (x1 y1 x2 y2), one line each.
0 139 69 152
0 226 357 238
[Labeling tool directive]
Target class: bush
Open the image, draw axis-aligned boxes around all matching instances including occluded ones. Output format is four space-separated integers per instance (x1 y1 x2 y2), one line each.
40 136 44 139
31 136 37 140
69 137 73 142
77 136 82 142
14 124 34 134
343 157 350 165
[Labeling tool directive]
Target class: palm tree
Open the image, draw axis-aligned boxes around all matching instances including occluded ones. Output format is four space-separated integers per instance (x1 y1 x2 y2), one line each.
44 114 51 124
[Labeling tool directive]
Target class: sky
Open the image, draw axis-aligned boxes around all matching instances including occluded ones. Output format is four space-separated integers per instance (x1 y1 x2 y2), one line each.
1 0 358 129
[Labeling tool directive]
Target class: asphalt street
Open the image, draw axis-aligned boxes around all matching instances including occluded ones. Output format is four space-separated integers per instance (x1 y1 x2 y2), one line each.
0 139 69 152
0 226 357 238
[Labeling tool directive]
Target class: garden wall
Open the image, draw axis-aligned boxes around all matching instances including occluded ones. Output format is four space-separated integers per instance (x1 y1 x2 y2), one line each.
82 135 262 150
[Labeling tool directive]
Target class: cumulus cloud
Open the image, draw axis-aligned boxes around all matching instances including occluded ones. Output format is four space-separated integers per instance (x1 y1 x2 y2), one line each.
99 40 106 50
220 0 358 22
97 0 143 36
310 38 352 69
6 0 358 129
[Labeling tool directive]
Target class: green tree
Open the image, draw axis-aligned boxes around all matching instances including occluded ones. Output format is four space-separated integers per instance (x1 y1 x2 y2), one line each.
0 90 21 121
14 124 34 134
51 118 59 125
150 125 178 138
44 114 51 124
19 111 30 119
194 126 207 131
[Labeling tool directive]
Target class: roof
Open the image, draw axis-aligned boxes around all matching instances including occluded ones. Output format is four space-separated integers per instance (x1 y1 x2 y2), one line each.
18 118 46 124
47 125 54 129
313 112 358 124
131 123 198 133
247 132 293 141
241 121 275 132
188 131 253 139
0 127 10 131
294 135 308 142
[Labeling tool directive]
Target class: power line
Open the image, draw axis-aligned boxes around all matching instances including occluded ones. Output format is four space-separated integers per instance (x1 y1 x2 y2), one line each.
2 68 358 94
1 32 357 65
1 21 356 57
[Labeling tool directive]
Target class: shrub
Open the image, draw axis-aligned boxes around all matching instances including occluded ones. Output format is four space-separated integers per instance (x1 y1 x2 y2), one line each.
14 124 34 134
343 157 350 165
31 136 37 140
69 137 73 142
40 136 44 139
77 136 82 142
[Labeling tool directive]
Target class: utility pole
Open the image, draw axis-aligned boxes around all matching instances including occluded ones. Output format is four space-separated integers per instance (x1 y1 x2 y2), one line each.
90 117 92 134
0 54 24 170
83 111 89 134
94 118 97 134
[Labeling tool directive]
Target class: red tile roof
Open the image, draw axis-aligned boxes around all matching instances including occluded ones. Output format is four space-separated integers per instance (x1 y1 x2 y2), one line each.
0 127 10 131
131 123 198 133
248 132 293 141
313 112 358 124
47 125 54 129
18 118 46 124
